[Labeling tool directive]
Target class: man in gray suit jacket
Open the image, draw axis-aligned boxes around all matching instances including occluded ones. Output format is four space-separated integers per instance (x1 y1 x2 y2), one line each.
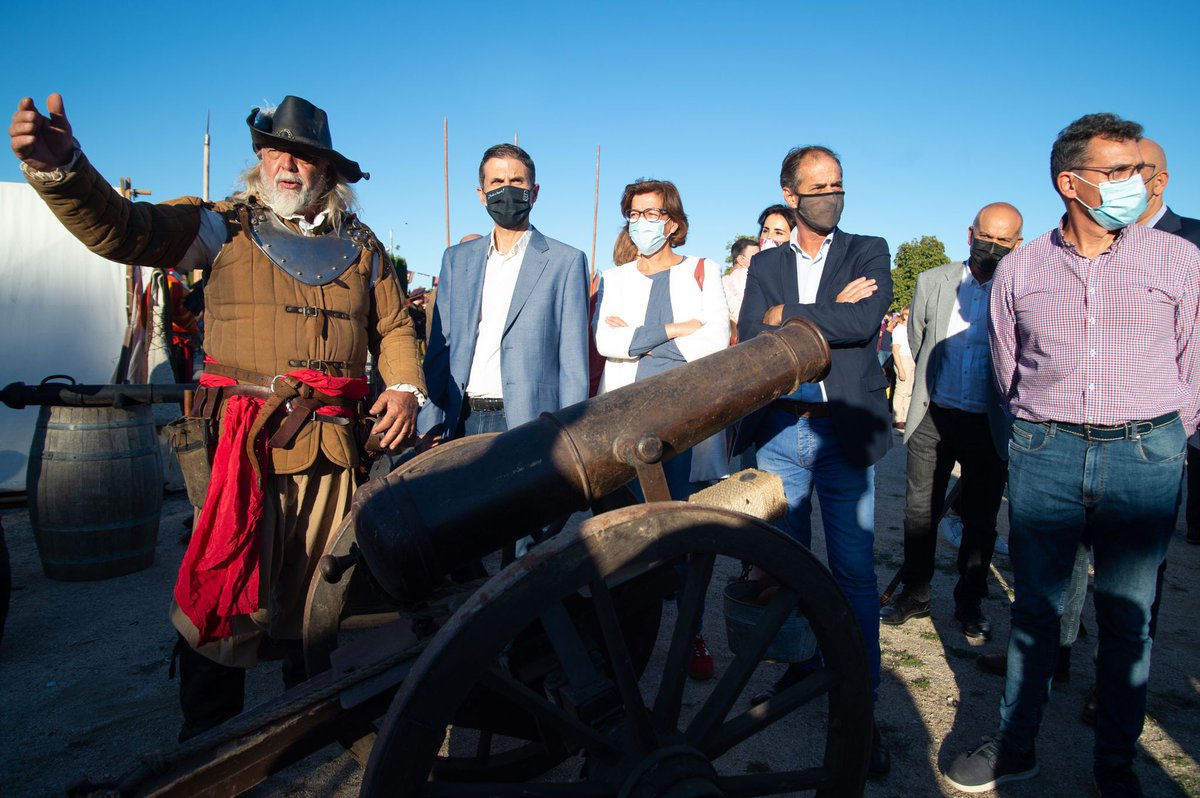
418 144 590 444
881 203 1022 641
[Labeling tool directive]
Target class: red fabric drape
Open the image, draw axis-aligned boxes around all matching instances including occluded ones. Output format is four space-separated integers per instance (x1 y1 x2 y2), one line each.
174 363 368 645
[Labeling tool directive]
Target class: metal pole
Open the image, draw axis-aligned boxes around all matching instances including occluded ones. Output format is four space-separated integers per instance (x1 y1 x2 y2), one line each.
202 111 210 202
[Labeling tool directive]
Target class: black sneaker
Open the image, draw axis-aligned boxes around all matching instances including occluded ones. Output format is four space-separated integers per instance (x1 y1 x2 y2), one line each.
1094 763 1143 797
944 735 1038 793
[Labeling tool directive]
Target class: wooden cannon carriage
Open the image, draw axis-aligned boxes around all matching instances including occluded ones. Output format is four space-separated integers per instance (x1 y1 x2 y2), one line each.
75 318 875 798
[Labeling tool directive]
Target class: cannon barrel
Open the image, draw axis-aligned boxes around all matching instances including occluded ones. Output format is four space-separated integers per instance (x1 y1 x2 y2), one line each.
0 380 196 409
353 318 831 604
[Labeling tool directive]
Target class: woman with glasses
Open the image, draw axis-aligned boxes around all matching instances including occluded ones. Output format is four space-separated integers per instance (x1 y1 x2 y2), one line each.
594 178 731 484
593 178 731 678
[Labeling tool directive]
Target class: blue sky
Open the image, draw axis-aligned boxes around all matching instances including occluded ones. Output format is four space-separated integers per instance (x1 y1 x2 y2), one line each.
4 1 1199 288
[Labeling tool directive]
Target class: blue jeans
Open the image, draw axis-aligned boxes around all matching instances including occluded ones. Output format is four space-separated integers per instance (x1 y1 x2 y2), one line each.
999 417 1184 769
755 408 880 693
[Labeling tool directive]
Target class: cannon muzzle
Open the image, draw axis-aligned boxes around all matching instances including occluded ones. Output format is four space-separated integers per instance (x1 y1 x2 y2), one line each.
0 377 196 409
354 318 831 603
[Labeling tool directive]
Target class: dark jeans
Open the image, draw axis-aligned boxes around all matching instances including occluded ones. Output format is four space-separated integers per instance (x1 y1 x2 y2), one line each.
999 417 1183 770
1187 445 1200 532
900 404 1007 608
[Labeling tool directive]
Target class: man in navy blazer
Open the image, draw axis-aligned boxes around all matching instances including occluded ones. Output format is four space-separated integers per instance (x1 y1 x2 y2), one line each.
418 144 590 444
1140 138 1200 546
737 145 893 776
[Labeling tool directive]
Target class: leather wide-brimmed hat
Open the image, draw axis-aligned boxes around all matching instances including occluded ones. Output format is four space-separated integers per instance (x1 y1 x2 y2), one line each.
247 95 368 183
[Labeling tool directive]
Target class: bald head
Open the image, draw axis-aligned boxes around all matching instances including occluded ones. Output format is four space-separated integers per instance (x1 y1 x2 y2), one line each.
972 202 1023 236
967 202 1023 281
1138 138 1169 223
459 233 483 243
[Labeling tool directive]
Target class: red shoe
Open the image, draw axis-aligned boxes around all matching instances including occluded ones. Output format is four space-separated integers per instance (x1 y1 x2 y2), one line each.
687 635 714 680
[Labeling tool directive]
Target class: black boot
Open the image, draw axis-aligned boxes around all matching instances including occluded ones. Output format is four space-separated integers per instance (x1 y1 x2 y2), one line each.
175 636 246 742
279 639 308 691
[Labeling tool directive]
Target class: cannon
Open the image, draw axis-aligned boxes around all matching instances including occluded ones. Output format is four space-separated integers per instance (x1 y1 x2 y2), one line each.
83 318 874 798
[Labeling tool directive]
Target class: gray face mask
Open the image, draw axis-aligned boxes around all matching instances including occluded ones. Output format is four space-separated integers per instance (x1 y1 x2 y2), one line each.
794 191 845 235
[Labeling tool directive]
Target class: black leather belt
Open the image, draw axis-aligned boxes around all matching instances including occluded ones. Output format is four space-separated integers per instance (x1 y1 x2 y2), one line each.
1045 411 1179 441
467 396 505 412
775 400 830 419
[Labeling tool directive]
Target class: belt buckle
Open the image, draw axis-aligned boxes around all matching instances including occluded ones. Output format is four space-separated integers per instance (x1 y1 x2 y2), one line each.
302 306 320 317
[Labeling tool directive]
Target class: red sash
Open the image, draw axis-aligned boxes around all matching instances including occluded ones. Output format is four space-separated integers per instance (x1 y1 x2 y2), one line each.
174 364 368 646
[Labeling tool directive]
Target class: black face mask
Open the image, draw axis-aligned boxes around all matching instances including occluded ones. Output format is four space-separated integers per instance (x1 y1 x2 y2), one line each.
794 191 845 235
485 185 533 229
968 238 1013 279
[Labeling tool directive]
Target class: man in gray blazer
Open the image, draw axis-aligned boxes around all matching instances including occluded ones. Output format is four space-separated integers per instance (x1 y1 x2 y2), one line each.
881 202 1022 641
418 144 590 444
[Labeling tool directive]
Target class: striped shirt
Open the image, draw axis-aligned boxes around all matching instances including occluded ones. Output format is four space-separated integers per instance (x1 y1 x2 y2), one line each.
989 220 1200 430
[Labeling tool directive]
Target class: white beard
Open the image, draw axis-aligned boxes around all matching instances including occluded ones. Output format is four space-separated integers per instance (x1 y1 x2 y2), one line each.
260 169 325 218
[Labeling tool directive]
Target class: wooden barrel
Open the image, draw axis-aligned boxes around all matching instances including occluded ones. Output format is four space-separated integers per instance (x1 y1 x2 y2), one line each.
26 404 163 581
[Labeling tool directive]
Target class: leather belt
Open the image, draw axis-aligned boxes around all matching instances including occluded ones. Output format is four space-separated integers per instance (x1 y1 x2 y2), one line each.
1044 411 1179 441
775 400 830 419
930 402 986 417
284 305 351 321
287 358 350 371
467 396 505 411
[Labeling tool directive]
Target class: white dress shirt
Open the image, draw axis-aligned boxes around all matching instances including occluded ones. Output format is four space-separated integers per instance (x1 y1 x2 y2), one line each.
723 266 748 323
789 228 834 402
465 229 532 399
931 263 992 413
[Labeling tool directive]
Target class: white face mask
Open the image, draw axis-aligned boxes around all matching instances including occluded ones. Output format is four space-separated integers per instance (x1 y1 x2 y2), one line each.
629 218 668 256
758 237 780 251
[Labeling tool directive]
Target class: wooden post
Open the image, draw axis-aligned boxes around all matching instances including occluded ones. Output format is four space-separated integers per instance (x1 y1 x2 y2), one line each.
591 145 601 279
443 117 450 249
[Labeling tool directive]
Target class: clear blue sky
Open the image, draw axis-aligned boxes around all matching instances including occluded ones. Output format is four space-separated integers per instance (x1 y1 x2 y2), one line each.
4 1 1199 289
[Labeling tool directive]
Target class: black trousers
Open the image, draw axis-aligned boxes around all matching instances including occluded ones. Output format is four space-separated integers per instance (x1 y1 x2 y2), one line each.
900 404 1008 608
175 635 307 742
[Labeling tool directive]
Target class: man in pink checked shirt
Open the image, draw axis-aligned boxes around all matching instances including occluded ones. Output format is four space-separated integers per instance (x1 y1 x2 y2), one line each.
945 113 1200 798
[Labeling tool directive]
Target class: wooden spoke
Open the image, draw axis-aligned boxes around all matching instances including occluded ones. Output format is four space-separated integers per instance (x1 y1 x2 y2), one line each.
651 551 715 732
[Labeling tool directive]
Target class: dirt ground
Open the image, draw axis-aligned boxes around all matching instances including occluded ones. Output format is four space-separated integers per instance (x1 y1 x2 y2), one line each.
1 437 1198 797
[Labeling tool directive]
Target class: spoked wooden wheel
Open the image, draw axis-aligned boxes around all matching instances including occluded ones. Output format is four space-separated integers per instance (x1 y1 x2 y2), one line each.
302 439 666 781
360 503 873 797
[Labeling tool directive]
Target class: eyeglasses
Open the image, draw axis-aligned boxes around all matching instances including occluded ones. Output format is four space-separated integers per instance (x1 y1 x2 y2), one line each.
972 229 1021 247
627 208 669 222
1067 163 1154 183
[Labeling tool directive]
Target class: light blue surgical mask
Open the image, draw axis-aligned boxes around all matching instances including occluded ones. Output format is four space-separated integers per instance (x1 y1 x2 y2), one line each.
628 218 668 256
1073 172 1147 230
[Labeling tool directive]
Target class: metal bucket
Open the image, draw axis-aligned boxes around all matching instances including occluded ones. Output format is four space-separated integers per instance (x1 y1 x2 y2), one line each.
723 579 817 663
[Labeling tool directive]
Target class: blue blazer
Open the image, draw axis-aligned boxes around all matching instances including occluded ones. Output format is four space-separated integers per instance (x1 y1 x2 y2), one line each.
418 227 591 439
736 230 894 467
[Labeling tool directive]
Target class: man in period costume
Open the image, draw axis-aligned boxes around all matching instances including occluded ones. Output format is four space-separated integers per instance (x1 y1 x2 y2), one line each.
9 93 426 740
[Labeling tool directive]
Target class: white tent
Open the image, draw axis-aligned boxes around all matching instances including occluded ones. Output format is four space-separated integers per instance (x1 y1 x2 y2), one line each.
0 181 128 493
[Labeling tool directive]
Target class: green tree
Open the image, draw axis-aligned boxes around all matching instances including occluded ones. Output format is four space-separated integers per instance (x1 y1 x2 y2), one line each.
890 235 950 312
390 252 409 294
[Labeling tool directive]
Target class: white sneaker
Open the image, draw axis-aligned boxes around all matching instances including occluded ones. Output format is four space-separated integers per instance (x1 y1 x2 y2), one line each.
993 535 1009 556
940 515 963 549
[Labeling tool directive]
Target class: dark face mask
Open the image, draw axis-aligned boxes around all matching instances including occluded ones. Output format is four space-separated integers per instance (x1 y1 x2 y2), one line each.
968 238 1013 279
794 191 845 235
485 184 533 229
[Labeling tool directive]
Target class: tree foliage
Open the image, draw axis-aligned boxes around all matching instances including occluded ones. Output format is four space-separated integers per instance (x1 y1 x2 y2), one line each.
890 235 950 312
